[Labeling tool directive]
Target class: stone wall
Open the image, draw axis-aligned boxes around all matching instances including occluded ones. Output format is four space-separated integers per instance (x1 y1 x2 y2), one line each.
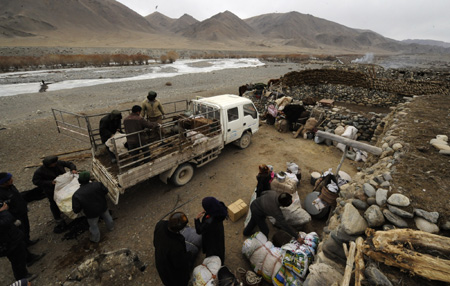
281 66 450 107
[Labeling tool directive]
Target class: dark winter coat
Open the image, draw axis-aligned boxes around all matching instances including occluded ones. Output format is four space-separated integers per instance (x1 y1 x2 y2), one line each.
99 113 122 143
123 113 157 145
256 172 271 197
153 220 192 286
195 215 226 263
0 210 24 256
0 184 27 221
72 182 108 219
32 160 77 193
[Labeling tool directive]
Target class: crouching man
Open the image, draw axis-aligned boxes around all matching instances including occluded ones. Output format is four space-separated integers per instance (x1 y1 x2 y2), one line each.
72 171 114 243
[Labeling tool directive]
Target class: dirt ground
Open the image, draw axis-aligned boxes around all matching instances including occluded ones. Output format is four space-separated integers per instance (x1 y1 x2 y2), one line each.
1 65 449 285
0 101 363 285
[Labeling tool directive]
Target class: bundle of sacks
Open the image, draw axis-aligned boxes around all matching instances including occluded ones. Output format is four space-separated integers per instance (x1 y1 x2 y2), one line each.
54 172 81 219
192 256 221 286
242 231 319 285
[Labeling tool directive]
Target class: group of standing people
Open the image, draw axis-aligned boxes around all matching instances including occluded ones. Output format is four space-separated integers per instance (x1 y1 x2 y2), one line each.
1 154 114 283
99 90 165 164
153 196 228 286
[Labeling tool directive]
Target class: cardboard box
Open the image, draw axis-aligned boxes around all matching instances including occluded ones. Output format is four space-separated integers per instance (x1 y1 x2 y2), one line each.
227 199 248 222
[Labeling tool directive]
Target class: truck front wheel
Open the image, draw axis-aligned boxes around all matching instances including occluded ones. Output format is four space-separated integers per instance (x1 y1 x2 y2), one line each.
236 131 252 149
171 163 195 186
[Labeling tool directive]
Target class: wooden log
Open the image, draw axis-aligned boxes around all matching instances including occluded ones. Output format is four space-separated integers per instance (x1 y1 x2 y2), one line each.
341 241 356 286
316 131 382 155
39 147 91 158
363 228 450 283
354 237 365 286
293 125 304 138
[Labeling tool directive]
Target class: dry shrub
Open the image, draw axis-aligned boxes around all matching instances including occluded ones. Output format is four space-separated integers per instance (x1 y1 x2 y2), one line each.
167 51 179 63
165 82 172 86
160 54 168 64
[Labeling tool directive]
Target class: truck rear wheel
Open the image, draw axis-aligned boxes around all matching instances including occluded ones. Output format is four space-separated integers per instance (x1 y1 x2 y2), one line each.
236 131 252 149
171 163 195 186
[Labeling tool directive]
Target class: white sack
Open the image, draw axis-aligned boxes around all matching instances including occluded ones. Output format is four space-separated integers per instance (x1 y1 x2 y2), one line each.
192 256 221 286
105 132 127 154
54 172 80 219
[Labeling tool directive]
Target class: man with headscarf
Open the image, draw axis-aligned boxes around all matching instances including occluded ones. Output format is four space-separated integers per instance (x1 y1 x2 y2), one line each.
0 173 38 246
154 212 193 286
32 156 77 223
72 171 114 243
195 197 228 264
99 110 123 163
123 105 158 163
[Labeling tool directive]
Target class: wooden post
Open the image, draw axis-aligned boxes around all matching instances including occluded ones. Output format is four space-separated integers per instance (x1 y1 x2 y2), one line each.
315 131 382 155
354 237 365 286
341 241 356 286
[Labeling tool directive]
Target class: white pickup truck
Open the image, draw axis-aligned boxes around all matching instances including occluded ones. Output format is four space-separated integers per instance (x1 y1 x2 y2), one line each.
52 94 259 204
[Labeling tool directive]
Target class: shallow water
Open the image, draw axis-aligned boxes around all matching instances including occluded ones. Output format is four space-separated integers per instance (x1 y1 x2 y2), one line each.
0 58 264 97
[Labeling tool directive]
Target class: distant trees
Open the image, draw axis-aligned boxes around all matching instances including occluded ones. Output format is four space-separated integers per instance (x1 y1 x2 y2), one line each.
160 50 179 64
0 53 153 72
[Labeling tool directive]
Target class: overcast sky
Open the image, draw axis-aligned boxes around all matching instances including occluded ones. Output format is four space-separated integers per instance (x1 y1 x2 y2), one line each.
116 0 450 43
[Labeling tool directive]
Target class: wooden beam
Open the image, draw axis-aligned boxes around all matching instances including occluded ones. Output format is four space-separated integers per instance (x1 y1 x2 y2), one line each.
341 241 356 286
363 229 450 283
316 131 382 155
354 237 365 286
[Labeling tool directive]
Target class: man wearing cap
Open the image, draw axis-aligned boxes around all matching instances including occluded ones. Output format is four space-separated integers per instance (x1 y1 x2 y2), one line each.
141 91 165 123
243 191 303 243
99 110 123 163
72 171 114 243
123 105 158 163
32 156 77 222
0 173 38 246
153 212 193 286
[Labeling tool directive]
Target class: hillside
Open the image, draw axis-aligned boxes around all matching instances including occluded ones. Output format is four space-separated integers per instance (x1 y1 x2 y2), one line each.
0 0 449 54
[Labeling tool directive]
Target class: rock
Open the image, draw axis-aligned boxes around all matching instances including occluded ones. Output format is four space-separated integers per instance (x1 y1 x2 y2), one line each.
430 138 448 146
341 203 368 235
392 143 403 150
322 237 347 263
382 172 392 181
365 265 393 286
363 183 376 197
367 197 377 205
364 205 385 227
414 217 439 233
352 199 368 210
380 181 390 188
388 205 413 218
376 188 388 206
436 135 448 142
369 179 378 187
413 208 439 224
442 221 450 230
387 193 410 207
439 150 450 155
303 263 344 286
382 209 408 228
432 143 450 151
383 224 396 231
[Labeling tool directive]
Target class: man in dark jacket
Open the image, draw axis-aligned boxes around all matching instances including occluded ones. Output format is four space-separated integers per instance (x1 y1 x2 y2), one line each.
124 105 158 163
0 202 43 281
153 212 193 286
99 110 122 163
243 191 302 242
72 171 114 243
32 156 77 222
0 173 38 246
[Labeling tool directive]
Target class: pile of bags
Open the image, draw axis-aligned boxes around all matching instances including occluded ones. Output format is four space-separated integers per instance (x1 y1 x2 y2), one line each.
242 232 319 285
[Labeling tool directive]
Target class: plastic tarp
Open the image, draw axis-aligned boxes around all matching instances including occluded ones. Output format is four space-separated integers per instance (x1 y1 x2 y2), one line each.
54 172 80 220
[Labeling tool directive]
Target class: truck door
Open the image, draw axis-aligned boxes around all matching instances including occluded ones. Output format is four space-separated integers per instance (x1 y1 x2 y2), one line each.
225 106 243 143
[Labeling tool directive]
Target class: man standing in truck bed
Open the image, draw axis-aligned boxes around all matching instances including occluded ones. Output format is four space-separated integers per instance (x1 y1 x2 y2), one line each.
123 105 158 163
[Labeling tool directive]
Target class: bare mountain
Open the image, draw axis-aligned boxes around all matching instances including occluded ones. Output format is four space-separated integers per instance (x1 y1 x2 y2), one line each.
0 0 156 38
170 14 199 34
245 11 398 50
402 39 450 48
145 12 176 32
180 11 258 41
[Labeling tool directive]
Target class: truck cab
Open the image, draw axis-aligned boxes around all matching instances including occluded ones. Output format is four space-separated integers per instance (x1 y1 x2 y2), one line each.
193 94 259 149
